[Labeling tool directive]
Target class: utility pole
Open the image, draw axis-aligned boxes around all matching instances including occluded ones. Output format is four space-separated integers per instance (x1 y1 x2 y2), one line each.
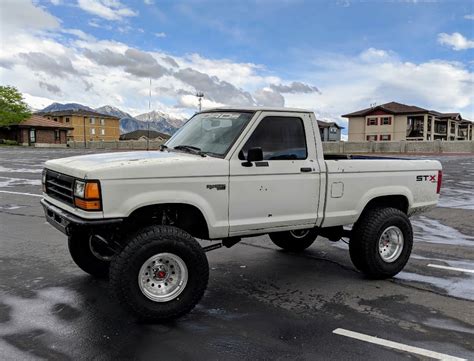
83 116 86 149
196 92 204 112
147 78 151 151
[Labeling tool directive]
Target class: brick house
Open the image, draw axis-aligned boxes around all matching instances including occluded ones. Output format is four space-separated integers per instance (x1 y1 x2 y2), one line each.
0 115 72 146
342 101 473 142
40 109 120 142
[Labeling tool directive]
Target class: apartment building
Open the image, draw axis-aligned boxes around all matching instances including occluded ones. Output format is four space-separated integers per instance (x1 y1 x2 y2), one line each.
40 110 120 142
342 102 473 142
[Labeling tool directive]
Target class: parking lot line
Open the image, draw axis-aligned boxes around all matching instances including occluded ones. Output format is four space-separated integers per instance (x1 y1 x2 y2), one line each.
332 328 466 361
427 264 474 274
0 190 42 198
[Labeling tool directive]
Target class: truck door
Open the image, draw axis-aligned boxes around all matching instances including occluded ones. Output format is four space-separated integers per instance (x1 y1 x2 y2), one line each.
228 112 321 236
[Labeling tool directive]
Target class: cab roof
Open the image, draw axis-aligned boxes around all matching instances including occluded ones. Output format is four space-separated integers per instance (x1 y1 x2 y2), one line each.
204 106 313 113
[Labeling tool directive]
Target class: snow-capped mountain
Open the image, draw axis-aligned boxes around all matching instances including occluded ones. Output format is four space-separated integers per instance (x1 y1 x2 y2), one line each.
135 110 186 135
95 105 133 120
40 102 96 113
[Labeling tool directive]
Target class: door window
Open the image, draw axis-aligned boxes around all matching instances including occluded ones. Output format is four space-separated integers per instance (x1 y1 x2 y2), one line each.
240 116 307 160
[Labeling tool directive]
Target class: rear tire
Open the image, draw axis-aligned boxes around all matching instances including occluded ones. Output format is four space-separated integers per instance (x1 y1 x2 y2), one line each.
269 228 318 252
68 233 110 278
349 207 413 279
109 225 209 322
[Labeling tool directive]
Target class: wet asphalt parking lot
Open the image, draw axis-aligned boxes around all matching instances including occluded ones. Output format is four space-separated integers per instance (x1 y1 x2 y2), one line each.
0 148 473 360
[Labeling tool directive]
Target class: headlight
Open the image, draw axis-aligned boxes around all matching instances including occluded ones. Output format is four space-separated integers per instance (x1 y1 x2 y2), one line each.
74 180 86 198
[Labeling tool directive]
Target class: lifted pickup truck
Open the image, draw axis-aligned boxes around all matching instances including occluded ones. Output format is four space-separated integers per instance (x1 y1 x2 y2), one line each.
41 107 442 321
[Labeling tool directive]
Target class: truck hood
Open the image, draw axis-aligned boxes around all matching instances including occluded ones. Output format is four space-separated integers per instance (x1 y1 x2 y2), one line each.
45 151 228 179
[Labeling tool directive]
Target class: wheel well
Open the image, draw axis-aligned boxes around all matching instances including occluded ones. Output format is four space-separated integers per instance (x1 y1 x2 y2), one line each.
125 203 209 239
361 195 409 215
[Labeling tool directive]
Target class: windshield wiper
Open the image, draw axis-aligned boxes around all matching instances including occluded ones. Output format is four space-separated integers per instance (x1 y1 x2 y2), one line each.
173 145 207 157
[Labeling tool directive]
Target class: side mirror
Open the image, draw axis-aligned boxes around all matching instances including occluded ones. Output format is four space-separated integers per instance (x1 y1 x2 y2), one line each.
242 147 263 167
247 147 263 162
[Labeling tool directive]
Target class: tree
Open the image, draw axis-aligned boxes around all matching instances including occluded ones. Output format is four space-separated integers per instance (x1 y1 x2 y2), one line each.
0 86 32 127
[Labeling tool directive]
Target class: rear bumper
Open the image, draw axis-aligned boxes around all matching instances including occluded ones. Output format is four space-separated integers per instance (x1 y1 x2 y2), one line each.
41 199 123 236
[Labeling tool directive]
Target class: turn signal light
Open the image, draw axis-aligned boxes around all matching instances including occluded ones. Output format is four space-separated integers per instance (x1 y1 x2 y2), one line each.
74 198 101 211
85 182 100 199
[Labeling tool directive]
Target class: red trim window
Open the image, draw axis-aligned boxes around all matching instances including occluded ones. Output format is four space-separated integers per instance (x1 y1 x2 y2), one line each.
380 134 391 141
367 117 378 126
366 135 377 141
381 117 392 125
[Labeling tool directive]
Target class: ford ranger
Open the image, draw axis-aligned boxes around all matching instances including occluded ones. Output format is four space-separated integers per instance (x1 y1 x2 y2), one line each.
41 107 442 321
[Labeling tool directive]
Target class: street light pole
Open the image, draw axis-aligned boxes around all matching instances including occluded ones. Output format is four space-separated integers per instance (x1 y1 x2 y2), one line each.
196 92 204 112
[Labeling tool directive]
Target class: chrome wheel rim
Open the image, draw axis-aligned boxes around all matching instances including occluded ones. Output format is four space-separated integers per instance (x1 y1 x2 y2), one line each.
378 226 404 263
290 229 310 239
138 253 188 302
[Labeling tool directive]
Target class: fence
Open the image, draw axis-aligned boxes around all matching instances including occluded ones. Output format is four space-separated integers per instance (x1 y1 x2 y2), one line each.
67 140 165 150
66 140 473 153
322 140 474 154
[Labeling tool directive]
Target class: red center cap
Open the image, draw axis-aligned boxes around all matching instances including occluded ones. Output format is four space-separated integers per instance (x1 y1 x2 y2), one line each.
156 270 167 279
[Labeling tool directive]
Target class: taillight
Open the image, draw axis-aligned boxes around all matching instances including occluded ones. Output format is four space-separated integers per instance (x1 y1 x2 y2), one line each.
436 170 442 194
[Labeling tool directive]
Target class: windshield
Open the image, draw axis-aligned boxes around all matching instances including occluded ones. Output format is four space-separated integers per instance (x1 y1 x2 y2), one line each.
166 112 254 157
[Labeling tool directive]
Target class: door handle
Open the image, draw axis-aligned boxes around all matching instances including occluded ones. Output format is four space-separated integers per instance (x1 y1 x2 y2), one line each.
300 167 312 172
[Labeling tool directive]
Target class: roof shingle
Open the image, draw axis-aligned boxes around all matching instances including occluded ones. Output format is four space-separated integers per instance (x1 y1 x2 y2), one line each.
342 101 429 117
18 115 73 129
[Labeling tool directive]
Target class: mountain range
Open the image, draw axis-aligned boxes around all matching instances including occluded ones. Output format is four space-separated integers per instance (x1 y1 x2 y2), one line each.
39 103 186 135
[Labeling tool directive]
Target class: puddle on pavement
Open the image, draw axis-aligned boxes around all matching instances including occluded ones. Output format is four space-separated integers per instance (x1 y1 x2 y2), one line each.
0 176 41 188
412 216 474 247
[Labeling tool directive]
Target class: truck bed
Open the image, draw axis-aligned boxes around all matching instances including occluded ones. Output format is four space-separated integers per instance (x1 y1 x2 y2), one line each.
321 157 441 228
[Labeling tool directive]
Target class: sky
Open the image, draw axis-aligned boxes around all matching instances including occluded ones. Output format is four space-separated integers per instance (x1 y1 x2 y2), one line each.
0 0 473 134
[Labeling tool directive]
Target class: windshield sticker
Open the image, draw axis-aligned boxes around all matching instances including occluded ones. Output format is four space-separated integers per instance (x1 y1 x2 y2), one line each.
201 113 241 119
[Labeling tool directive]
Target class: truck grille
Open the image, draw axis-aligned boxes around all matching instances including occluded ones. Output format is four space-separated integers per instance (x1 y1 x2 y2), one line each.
45 170 75 206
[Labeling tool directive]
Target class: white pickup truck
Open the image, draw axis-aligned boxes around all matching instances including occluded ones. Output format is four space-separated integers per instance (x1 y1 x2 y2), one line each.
41 107 442 321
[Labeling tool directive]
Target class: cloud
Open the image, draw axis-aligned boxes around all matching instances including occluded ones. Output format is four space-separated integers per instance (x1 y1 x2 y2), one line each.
438 32 474 50
464 14 474 20
0 59 14 69
144 0 154 4
0 0 60 30
62 28 95 41
176 94 224 110
77 0 137 21
83 48 169 78
154 32 166 38
2 1 472 124
270 81 321 94
19 52 82 78
284 48 473 123
39 81 62 95
174 68 255 106
162 56 179 68
254 88 285 107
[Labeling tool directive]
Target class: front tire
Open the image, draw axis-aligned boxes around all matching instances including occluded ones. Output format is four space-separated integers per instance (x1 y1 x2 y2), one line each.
269 228 318 252
109 225 209 322
68 233 110 278
349 207 413 279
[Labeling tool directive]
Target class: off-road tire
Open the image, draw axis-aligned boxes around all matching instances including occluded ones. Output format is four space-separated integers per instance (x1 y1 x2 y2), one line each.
68 233 110 278
269 228 318 251
109 225 209 322
349 207 413 279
